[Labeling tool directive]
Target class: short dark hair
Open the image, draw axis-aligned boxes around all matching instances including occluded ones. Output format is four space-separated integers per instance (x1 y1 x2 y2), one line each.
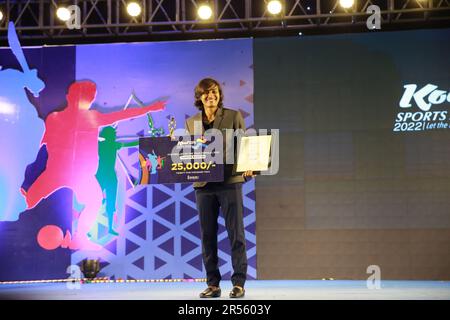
194 78 224 110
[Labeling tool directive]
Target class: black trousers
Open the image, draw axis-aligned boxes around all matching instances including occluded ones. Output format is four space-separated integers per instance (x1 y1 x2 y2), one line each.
195 183 247 287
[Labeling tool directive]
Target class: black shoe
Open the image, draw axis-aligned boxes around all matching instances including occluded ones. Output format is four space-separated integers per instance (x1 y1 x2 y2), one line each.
199 286 221 298
229 286 245 298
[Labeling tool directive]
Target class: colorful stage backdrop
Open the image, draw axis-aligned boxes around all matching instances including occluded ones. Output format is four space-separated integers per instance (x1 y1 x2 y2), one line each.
2 27 449 282
0 37 255 281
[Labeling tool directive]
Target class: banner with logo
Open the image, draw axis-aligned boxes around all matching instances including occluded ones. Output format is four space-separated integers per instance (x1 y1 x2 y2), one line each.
138 136 224 184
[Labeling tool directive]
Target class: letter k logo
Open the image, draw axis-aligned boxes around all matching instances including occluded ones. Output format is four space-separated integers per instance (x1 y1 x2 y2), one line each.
399 84 438 111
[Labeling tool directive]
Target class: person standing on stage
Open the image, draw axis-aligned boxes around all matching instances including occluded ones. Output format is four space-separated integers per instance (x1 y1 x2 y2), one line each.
185 78 254 298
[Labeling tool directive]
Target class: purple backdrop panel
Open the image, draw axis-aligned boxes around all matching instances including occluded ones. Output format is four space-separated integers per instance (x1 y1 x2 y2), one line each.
0 45 75 280
71 39 256 280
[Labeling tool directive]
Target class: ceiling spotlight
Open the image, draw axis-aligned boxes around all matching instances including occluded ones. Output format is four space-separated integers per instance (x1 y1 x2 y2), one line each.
267 0 283 15
339 0 355 9
56 7 71 22
198 4 213 20
127 2 142 17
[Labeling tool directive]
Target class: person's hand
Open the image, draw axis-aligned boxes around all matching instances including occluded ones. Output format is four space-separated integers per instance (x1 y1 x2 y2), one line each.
242 170 256 180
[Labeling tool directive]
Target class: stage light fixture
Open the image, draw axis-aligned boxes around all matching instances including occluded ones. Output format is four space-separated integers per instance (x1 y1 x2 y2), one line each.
56 7 71 22
197 3 213 20
127 2 142 17
80 259 100 279
267 0 283 15
0 10 3 22
339 0 355 9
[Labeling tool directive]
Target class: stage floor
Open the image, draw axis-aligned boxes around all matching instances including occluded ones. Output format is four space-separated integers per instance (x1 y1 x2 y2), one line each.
0 280 449 300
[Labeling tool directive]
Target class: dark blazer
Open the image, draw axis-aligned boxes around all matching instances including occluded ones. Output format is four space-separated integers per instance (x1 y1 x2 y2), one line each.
185 107 246 188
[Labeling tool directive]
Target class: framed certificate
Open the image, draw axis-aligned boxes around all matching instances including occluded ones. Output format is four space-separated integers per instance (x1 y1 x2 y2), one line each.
236 134 273 174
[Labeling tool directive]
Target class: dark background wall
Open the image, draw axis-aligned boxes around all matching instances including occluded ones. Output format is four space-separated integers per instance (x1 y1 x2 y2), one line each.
253 28 450 280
